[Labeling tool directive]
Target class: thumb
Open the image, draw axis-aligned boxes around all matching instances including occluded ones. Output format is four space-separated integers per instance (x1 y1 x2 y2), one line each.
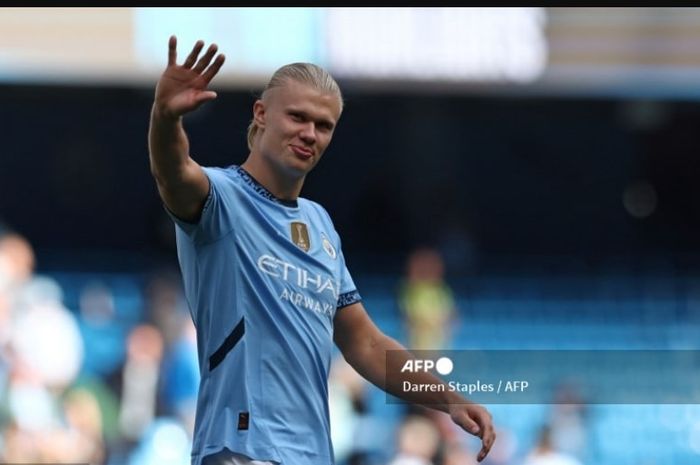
195 91 218 105
465 419 481 436
456 412 481 436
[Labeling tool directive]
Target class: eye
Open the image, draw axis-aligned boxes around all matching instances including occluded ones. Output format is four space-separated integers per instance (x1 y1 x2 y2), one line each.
289 112 303 122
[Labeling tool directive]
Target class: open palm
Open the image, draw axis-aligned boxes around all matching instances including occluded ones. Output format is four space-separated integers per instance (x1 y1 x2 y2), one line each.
154 36 226 119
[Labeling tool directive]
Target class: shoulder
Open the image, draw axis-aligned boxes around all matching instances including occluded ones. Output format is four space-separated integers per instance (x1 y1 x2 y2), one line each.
202 164 241 184
300 197 334 224
299 199 346 256
300 198 340 237
201 165 253 199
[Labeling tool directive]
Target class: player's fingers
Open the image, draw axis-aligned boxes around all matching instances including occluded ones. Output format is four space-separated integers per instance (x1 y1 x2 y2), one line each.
168 35 177 66
194 91 218 105
477 427 496 462
453 407 482 436
477 444 490 462
193 43 218 74
202 54 225 83
460 415 481 436
187 91 218 113
183 40 205 69
474 406 492 427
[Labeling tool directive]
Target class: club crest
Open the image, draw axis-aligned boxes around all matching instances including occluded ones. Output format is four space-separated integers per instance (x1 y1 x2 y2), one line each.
322 234 337 259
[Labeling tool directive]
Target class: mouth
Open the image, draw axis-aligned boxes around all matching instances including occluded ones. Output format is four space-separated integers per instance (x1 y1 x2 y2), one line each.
290 145 314 160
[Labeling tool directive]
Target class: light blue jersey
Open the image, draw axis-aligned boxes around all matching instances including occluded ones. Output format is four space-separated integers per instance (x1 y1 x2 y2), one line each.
168 165 361 465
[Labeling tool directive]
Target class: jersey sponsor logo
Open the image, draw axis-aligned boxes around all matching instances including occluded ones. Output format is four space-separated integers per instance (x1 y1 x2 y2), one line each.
321 234 337 260
257 254 339 300
291 221 311 252
279 288 335 316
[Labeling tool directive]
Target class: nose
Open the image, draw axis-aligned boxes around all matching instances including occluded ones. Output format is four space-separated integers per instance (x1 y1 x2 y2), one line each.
299 122 316 144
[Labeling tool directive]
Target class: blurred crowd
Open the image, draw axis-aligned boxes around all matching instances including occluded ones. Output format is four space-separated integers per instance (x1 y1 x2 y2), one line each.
0 223 588 465
0 223 198 464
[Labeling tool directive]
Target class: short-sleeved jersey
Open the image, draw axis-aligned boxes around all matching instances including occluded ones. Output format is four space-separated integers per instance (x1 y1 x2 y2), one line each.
167 165 361 465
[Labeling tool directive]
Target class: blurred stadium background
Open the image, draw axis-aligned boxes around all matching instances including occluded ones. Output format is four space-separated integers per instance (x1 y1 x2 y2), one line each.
2 7 700 465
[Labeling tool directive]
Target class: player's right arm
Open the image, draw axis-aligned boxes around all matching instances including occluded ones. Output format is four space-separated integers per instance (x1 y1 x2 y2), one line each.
148 36 225 223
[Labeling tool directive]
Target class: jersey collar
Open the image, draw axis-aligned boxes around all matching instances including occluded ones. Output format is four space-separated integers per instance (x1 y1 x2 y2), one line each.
235 166 299 208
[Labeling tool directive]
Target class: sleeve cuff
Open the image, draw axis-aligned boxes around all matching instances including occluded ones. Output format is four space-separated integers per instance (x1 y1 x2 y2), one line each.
337 290 362 309
162 179 214 237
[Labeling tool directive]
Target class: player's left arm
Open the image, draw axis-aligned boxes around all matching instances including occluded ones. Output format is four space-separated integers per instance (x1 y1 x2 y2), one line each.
333 302 496 462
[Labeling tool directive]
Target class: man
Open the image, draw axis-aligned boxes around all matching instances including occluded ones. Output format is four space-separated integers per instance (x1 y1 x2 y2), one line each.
148 36 495 465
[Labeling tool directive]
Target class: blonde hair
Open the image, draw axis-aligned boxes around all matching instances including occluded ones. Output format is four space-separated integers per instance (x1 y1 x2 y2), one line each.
247 63 343 151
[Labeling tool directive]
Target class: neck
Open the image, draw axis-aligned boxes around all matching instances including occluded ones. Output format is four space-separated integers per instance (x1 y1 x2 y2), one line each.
241 153 305 201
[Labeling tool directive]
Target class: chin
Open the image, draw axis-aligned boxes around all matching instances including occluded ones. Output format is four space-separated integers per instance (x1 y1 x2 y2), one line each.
282 160 313 178
288 155 318 173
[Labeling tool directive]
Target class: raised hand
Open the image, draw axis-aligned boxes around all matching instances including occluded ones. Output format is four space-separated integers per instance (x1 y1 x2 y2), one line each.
154 36 226 120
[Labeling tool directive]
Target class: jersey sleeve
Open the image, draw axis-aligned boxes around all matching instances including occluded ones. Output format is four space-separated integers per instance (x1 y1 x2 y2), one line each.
312 202 362 310
336 253 362 309
335 237 362 310
164 166 236 245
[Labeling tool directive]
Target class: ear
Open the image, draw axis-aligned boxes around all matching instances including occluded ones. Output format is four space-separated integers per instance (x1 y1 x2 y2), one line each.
253 99 266 129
